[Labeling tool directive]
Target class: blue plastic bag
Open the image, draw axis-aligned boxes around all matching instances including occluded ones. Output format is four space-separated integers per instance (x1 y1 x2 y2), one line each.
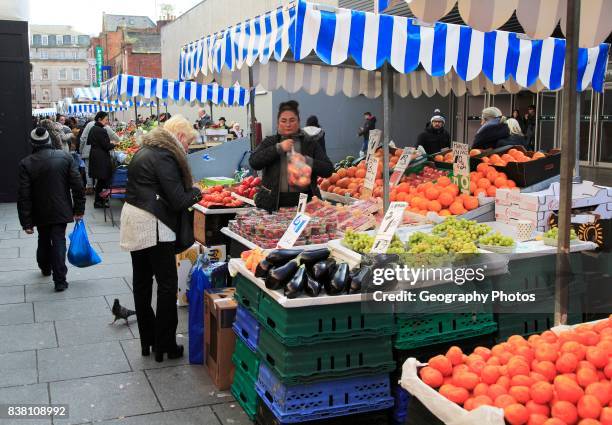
67 220 102 268
187 254 212 364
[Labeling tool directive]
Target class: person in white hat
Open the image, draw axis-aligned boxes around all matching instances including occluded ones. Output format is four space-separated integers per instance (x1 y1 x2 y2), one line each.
417 109 451 155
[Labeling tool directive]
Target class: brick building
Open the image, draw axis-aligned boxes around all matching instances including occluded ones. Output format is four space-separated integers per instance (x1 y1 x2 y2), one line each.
89 14 171 80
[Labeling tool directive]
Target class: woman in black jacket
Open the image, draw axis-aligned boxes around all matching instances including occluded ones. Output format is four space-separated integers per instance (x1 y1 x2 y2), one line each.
496 118 528 148
120 116 201 362
88 112 116 208
249 101 334 211
472 107 510 150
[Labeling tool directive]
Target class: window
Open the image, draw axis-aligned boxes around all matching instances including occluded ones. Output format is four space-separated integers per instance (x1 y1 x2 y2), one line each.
41 35 48 45
72 68 80 80
41 68 48 80
40 50 48 59
64 35 72 45
42 89 50 102
59 69 67 80
56 35 63 45
31 89 36 101
60 87 72 98
78 35 89 45
32 34 41 45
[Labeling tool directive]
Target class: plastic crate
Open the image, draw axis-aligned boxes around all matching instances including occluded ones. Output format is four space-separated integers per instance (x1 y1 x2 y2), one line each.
234 274 262 313
255 291 394 346
230 365 259 420
232 338 261 383
393 313 497 350
495 312 583 342
233 305 261 351
257 327 395 385
255 363 394 423
391 386 410 424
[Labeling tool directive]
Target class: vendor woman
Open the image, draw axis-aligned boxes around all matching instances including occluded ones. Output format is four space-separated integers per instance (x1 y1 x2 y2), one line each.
249 100 333 211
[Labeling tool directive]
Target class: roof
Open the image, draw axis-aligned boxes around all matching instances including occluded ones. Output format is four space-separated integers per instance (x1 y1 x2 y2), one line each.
30 24 88 36
103 14 156 32
125 31 161 53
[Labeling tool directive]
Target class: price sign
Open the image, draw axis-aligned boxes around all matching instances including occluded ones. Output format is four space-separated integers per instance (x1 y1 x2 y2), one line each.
370 202 407 254
365 129 382 163
297 193 308 213
390 147 415 187
451 141 470 194
363 157 379 198
277 213 312 249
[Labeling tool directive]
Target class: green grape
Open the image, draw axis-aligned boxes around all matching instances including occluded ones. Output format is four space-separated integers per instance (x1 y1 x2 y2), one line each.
479 231 515 247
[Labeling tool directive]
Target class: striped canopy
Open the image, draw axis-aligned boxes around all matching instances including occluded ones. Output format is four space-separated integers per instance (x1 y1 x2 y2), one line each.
62 104 126 115
178 0 609 97
100 74 250 106
96 99 161 108
73 87 101 102
32 108 57 117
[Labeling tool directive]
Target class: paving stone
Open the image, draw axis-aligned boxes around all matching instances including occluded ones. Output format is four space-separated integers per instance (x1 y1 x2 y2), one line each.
0 247 18 259
98 406 220 425
0 262 134 287
38 341 131 382
129 307 188 339
4 222 27 231
34 297 110 322
0 350 37 388
120 334 189 371
97 242 126 254
0 383 51 425
55 315 134 347
0 285 24 304
0 252 129 273
18 230 38 239
145 365 230 410
0 231 19 239
87 233 121 243
50 372 161 425
26 278 131 302
0 302 34 325
0 322 56 353
0 269 50 287
212 402 254 425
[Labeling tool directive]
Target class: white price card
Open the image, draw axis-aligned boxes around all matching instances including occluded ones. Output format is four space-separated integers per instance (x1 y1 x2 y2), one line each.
390 148 415 187
451 141 470 194
297 193 308 213
277 213 312 249
370 202 407 254
365 129 382 162
364 157 379 192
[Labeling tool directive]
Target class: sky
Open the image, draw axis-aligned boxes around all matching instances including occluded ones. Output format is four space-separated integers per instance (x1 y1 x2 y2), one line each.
29 0 203 35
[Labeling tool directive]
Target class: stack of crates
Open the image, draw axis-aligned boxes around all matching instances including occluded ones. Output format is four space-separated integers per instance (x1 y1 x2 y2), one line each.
231 273 397 424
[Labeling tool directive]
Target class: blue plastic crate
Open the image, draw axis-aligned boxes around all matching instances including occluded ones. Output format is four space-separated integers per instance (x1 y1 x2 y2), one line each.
233 305 260 351
391 386 411 423
255 364 394 423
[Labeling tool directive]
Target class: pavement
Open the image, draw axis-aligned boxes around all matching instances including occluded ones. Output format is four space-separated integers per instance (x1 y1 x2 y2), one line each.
0 198 251 425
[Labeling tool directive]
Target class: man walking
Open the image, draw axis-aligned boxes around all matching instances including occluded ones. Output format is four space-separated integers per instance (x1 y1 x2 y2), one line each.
358 111 376 157
18 127 85 292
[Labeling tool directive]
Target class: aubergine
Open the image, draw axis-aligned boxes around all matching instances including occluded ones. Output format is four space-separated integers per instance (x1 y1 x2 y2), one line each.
326 263 351 295
372 253 400 267
349 266 372 294
299 248 330 266
284 265 306 299
265 249 304 266
304 272 322 297
255 259 273 278
265 260 299 290
311 259 336 285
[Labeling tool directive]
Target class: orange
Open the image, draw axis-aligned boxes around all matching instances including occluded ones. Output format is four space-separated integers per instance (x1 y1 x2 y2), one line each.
355 168 366 179
533 361 557 382
533 152 546 160
439 209 451 216
425 187 440 200
411 196 427 210
510 149 524 160
577 419 602 425
470 149 482 157
505 403 530 425
531 381 554 404
507 179 517 188
397 182 411 193
502 153 514 162
478 178 492 189
509 386 531 404
439 384 469 405
585 382 611 406
552 400 579 425
526 401 550 417
586 347 608 369
472 394 493 409
536 345 559 363
490 154 502 162
481 156 491 163
446 346 464 366
428 200 442 212
463 196 479 211
495 176 509 187
554 375 584 403
601 407 612 425
444 184 460 196
453 372 480 390
488 383 508 400
495 394 518 408
508 359 530 377
578 395 603 419
434 154 444 162
528 414 549 425
477 163 491 173
438 191 455 208
486 186 498 197
437 176 451 187
474 383 489 397
530 372 549 383
577 368 599 389
346 166 356 177
474 347 492 361
481 365 501 384
512 375 535 387
337 168 347 178
474 188 488 198
449 202 466 216
557 352 579 374
561 341 586 361
396 192 408 202
420 366 444 388
429 355 453 376
486 169 499 182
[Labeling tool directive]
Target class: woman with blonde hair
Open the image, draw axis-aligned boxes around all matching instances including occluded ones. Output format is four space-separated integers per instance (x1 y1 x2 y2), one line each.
120 114 201 362
497 118 528 147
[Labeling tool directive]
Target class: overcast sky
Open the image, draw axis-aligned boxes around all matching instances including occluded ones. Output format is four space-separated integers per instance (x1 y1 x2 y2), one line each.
29 0 203 35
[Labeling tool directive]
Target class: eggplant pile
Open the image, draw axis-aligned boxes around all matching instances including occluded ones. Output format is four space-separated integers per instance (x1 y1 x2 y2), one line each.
255 248 368 298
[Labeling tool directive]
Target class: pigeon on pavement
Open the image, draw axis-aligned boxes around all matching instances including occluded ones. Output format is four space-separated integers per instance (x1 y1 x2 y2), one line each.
111 298 136 325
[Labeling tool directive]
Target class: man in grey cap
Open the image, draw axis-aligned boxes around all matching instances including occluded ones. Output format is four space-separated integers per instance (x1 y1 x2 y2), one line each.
17 127 85 292
472 106 510 150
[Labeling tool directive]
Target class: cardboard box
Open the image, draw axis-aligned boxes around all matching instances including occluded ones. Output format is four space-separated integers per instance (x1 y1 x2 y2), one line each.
495 188 520 206
194 209 236 246
176 244 202 307
508 206 552 228
517 181 612 212
495 204 511 223
205 288 237 390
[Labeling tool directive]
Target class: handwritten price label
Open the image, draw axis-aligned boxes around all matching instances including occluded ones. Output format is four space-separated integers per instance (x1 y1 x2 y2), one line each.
277 213 312 249
390 148 415 187
365 129 382 163
452 141 470 195
363 157 379 192
370 202 407 254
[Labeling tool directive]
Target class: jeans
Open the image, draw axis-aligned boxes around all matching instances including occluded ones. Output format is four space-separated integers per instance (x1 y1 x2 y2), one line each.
130 242 178 352
361 138 368 154
37 223 68 283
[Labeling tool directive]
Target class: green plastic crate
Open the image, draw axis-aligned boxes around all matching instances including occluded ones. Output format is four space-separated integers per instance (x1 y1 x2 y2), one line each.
232 338 260 383
495 312 583 342
394 313 497 350
257 327 395 385
230 366 258 420
234 274 262 313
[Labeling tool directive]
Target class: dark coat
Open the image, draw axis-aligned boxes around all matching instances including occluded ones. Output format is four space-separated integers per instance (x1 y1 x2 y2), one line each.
249 132 334 211
88 122 114 180
359 116 377 140
125 146 201 234
496 133 528 148
417 125 451 155
17 145 85 229
472 123 510 150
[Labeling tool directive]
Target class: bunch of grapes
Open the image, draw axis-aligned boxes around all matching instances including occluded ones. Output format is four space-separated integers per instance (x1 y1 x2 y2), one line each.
479 232 515 247
432 217 491 242
343 230 405 254
543 227 577 240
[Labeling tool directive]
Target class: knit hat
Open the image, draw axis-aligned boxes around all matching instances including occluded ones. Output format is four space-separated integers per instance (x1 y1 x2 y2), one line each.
30 127 50 146
481 106 503 121
430 109 445 124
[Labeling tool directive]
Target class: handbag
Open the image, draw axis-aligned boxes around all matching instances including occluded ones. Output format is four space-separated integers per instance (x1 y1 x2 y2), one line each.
156 194 196 254
254 184 279 213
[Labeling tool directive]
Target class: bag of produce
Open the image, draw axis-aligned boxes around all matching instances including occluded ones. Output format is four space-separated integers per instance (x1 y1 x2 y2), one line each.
287 147 312 189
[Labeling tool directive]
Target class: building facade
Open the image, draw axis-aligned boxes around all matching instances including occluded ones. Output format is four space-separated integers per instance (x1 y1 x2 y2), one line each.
30 25 91 108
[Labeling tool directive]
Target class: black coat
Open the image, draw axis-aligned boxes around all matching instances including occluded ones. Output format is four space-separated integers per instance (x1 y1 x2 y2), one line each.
125 146 201 234
18 145 85 229
88 122 114 180
472 123 510 150
417 125 451 155
249 132 334 211
496 133 528 148
359 116 377 139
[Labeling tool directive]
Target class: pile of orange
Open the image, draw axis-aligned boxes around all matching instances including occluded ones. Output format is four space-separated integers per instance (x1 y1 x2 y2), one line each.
390 175 479 216
469 162 519 197
421 316 612 425
434 151 455 163
481 148 547 167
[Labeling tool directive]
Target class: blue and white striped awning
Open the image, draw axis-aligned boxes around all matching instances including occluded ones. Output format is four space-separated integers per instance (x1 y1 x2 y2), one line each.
178 0 609 95
32 108 57 117
63 104 126 115
100 74 250 106
96 99 161 108
73 87 101 101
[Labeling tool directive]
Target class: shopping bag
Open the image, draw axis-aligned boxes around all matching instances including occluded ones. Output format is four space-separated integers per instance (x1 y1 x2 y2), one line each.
67 220 102 268
187 254 212 364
